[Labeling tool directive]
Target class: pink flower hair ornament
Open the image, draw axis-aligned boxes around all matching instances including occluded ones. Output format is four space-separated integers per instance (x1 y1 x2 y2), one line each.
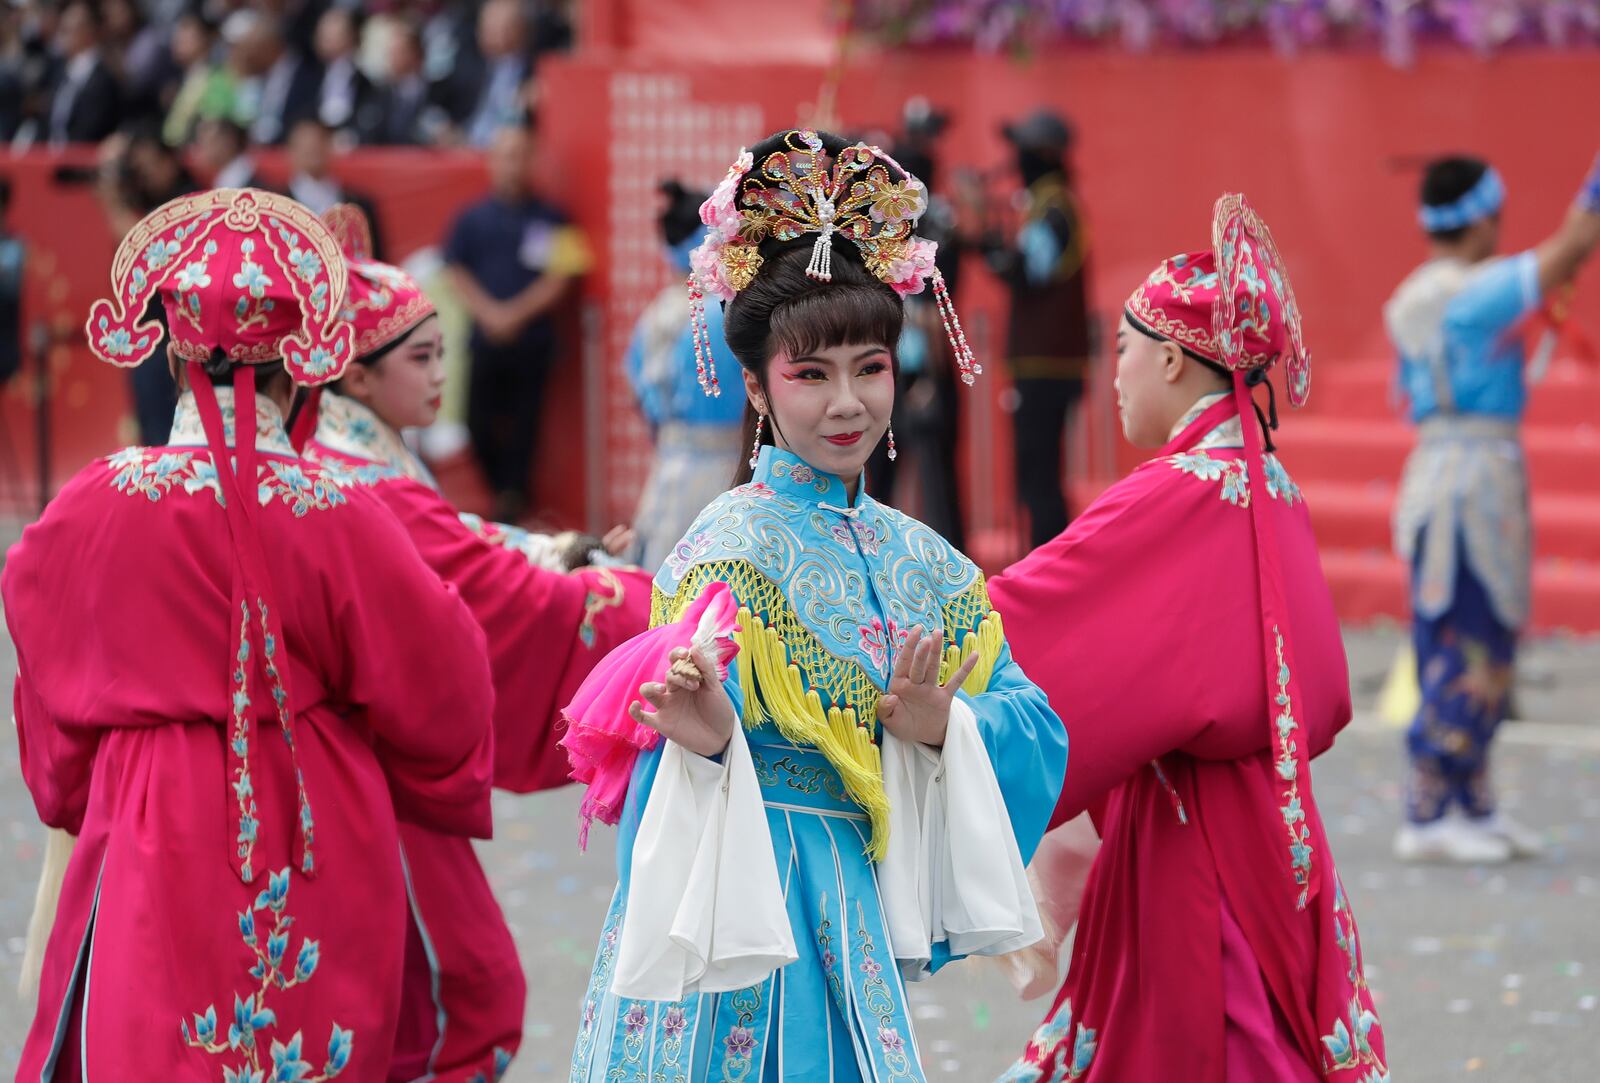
686 129 981 397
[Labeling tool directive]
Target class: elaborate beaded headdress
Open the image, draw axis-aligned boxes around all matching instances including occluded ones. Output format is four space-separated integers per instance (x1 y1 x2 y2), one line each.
687 128 979 397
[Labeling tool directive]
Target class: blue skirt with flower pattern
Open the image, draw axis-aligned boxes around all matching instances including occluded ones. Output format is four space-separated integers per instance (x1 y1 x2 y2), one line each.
569 737 927 1083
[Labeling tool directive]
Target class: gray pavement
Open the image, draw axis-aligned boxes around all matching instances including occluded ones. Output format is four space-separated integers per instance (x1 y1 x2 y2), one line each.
2 621 1597 1081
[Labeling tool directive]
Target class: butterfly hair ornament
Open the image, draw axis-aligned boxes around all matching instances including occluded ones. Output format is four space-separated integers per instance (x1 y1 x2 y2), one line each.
686 128 980 397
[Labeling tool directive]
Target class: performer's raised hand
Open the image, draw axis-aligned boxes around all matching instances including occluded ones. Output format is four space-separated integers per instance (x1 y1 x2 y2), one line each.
628 645 737 758
876 625 979 749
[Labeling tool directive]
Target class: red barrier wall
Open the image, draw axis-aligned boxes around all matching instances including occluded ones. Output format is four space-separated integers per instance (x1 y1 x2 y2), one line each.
5 47 1598 554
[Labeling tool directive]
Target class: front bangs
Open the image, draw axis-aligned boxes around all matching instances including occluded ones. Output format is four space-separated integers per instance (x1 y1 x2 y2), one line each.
766 283 903 363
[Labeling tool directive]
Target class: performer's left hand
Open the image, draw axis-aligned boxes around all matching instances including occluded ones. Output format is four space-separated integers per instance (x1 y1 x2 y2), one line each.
876 625 979 749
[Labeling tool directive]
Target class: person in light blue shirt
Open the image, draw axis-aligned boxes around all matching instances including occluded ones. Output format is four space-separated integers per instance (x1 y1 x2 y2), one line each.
624 180 747 572
1387 153 1600 865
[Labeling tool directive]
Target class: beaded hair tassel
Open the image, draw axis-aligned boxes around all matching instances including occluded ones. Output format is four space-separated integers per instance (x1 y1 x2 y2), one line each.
687 273 721 397
931 269 981 385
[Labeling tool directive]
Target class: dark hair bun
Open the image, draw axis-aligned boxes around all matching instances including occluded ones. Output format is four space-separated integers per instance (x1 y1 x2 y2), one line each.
658 179 706 249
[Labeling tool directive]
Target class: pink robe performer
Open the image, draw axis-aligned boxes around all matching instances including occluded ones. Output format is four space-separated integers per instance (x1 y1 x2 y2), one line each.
5 189 496 1083
990 196 1389 1083
303 205 653 1083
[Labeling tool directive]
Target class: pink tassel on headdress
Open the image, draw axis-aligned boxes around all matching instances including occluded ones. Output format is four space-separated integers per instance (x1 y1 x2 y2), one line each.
560 581 741 849
931 269 982 385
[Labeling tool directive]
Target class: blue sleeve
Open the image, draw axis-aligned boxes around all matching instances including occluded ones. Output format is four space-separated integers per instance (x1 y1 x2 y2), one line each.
1443 250 1541 344
1018 219 1064 287
927 639 1067 973
623 322 662 425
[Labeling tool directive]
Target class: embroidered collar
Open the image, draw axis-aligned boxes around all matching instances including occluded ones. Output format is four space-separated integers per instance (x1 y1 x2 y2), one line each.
754 445 862 507
657 444 978 689
1169 390 1243 451
168 388 296 456
315 393 436 487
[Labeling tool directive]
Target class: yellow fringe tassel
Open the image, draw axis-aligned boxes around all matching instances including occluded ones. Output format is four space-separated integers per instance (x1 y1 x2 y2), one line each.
731 606 1007 861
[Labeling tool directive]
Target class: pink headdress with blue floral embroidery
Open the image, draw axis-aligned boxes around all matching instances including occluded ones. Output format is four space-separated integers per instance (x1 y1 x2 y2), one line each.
323 203 436 361
1124 193 1310 408
688 128 979 396
86 187 354 386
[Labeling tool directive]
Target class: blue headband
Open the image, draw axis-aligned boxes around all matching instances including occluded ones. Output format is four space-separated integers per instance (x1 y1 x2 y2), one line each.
1419 167 1505 232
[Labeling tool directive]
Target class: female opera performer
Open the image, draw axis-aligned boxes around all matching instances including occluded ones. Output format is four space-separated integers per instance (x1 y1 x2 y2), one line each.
990 196 1388 1083
4 188 496 1082
558 129 1067 1083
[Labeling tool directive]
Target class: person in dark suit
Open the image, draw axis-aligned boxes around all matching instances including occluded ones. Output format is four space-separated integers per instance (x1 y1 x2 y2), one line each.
457 0 532 147
226 10 321 146
284 117 385 259
43 1 120 146
369 19 444 146
972 108 1095 548
312 6 376 143
444 122 592 520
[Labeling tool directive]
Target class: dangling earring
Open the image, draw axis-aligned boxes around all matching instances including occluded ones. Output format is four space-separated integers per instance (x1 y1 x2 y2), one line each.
749 413 766 469
886 425 897 461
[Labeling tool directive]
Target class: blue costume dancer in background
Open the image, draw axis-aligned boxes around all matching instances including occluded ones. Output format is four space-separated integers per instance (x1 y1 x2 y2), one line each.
1387 153 1600 863
625 180 746 572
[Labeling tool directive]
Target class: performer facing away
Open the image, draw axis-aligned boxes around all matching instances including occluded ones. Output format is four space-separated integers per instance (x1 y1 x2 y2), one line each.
5 188 496 1082
1387 154 1600 864
624 179 746 572
990 195 1387 1083
301 204 653 1083
561 129 1067 1083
